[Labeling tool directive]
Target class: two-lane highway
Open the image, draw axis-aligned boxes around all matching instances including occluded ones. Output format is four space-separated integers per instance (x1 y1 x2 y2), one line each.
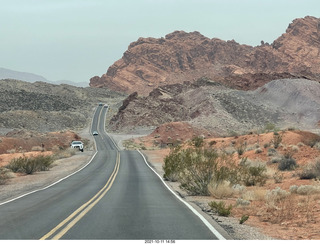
0 105 227 240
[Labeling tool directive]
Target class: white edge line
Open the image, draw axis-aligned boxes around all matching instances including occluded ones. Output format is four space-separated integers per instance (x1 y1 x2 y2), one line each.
0 151 98 206
137 149 227 241
0 107 101 206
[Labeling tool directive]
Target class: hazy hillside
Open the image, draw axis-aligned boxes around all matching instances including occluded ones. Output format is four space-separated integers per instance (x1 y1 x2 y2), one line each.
0 67 88 87
0 67 49 83
0 79 126 132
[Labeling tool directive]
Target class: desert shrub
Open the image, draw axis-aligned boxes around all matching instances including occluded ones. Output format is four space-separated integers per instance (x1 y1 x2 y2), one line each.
272 132 283 149
236 198 251 207
164 145 238 195
263 143 270 148
232 184 246 194
267 148 277 156
235 141 247 156
0 167 12 184
239 215 249 224
255 148 263 154
278 153 297 171
233 159 268 186
289 185 298 194
191 136 204 148
306 138 320 148
297 185 319 195
290 145 299 152
292 185 320 195
179 148 219 195
208 200 232 217
314 142 320 150
299 160 320 180
270 156 281 164
273 171 284 183
240 165 267 186
164 145 268 196
265 187 290 206
6 155 54 174
209 140 217 146
163 146 183 182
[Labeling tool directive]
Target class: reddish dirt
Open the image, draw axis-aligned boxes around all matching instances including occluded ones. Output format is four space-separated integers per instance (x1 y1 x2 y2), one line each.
0 130 81 154
0 130 81 167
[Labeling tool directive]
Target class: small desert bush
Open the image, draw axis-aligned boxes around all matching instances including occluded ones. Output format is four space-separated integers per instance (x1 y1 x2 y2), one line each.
208 200 232 217
239 215 249 224
178 148 219 195
235 141 247 156
267 148 277 156
299 160 320 180
6 155 54 174
233 159 268 187
306 138 320 148
272 132 283 149
278 152 297 171
265 187 290 207
290 184 320 195
0 167 12 184
163 146 183 182
163 146 268 196
314 142 320 150
236 198 251 207
191 136 204 148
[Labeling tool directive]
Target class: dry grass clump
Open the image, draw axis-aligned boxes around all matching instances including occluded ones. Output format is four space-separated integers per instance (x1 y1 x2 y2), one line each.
208 181 235 199
0 167 14 184
53 147 77 160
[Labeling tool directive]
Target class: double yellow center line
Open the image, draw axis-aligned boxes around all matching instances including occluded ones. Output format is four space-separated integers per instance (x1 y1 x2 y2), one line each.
40 151 120 240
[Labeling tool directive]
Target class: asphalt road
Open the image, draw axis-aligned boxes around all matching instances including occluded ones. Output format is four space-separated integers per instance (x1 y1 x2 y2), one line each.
0 105 226 240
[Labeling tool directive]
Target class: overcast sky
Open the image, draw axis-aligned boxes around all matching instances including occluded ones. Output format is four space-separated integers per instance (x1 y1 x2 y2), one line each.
0 0 319 84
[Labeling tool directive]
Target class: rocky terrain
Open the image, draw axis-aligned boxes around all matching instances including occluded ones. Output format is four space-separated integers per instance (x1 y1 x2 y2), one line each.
90 16 320 95
108 78 320 135
0 79 126 133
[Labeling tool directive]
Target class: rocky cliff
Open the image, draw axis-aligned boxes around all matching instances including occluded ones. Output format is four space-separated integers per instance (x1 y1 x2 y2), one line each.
108 78 320 135
90 16 320 95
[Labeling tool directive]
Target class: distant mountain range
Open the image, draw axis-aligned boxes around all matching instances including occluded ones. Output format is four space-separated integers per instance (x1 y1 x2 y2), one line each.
0 67 88 87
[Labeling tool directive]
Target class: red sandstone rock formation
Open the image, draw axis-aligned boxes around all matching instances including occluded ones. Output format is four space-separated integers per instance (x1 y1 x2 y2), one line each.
90 16 320 95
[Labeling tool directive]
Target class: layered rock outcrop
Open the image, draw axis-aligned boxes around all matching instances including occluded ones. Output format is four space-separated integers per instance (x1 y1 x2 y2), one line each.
90 16 320 95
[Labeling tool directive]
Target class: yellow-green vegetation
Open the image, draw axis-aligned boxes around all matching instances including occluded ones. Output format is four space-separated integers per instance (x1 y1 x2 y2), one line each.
208 200 232 217
6 155 54 175
163 138 268 197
